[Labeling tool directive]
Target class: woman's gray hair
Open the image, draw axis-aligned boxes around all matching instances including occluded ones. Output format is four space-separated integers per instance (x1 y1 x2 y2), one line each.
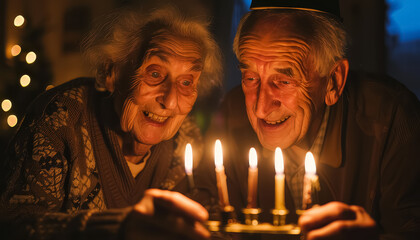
82 5 222 97
233 9 348 77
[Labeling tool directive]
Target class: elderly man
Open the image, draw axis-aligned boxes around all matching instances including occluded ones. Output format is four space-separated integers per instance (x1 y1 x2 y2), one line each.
196 0 420 239
0 4 221 240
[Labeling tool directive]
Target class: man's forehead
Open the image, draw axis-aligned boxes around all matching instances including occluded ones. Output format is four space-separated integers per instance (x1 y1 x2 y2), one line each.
243 14 308 42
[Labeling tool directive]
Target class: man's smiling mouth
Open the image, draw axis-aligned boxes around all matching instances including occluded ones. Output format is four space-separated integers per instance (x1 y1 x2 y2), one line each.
263 116 290 125
143 111 169 123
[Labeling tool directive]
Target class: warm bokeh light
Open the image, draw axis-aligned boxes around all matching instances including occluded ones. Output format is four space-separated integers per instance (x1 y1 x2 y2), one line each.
249 147 257 169
305 152 316 175
26 51 37 64
11 45 21 56
20 75 31 87
14 15 25 27
1 99 12 112
275 147 284 174
185 143 193 175
45 85 55 91
215 139 223 170
7 115 18 127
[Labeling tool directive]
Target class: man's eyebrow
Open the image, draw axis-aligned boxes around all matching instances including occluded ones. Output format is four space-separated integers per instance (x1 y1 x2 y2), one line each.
275 68 294 77
238 62 249 69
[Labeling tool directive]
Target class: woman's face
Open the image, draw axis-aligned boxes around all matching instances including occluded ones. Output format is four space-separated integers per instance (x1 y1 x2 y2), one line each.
117 36 202 146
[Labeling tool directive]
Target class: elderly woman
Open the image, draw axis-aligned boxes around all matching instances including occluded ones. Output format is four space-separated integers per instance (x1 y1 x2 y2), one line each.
0 5 221 240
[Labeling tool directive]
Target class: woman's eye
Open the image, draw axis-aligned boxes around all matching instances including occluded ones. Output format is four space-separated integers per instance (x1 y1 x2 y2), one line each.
151 72 160 78
281 80 290 85
181 80 192 86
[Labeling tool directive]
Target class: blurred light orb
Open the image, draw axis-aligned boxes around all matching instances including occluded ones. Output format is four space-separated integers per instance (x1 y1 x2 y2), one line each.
14 15 25 27
7 115 18 127
1 99 12 112
26 51 37 64
20 75 31 87
11 45 22 56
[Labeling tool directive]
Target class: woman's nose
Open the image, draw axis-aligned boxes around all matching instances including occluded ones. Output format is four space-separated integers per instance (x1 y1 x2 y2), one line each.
157 81 178 110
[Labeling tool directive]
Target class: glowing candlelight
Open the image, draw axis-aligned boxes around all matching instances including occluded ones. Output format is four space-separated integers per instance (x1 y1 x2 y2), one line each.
302 152 318 209
184 143 195 189
214 139 230 207
247 148 258 208
274 147 286 210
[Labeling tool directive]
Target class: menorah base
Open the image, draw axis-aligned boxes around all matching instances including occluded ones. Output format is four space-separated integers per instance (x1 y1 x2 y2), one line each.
206 221 300 235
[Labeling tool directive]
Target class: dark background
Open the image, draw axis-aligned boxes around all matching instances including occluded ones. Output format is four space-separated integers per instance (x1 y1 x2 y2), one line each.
0 0 419 153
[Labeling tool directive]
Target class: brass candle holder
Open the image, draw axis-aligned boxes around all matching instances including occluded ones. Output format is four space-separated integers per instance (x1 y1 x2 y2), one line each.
221 205 236 225
271 208 289 226
242 208 261 225
207 207 300 238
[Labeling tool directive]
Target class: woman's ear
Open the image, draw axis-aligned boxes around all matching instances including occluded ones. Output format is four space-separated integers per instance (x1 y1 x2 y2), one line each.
105 63 116 93
325 59 349 106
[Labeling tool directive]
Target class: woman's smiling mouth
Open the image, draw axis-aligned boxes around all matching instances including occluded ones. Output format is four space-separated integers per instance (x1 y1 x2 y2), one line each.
143 111 169 123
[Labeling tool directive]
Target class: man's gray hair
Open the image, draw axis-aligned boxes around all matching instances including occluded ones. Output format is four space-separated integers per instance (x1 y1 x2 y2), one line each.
233 10 348 77
82 5 222 97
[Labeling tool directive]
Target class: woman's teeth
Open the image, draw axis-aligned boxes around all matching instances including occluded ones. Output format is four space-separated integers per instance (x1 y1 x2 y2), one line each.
144 111 168 123
265 116 290 125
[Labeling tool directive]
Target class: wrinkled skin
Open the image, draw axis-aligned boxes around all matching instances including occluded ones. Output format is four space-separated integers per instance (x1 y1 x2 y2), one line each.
238 15 377 239
107 37 208 239
238 16 327 152
111 35 202 162
299 202 378 240
133 189 210 240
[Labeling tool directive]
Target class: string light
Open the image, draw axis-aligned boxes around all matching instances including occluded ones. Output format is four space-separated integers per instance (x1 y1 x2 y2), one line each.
14 15 25 27
26 51 37 64
11 45 22 56
20 75 31 87
7 115 18 127
1 99 12 112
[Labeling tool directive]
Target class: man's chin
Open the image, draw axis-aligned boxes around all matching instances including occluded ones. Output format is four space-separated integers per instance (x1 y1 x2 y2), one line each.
258 135 294 151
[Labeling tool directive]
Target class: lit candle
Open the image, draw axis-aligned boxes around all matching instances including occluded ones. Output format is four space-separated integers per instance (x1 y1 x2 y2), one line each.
274 147 286 210
214 139 230 207
247 147 258 208
184 143 195 190
302 152 318 210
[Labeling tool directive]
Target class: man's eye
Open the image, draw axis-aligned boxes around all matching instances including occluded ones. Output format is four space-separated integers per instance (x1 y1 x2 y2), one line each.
151 72 160 78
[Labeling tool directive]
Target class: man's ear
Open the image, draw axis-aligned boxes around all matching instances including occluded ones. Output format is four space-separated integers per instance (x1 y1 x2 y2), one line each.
105 63 116 93
325 59 349 106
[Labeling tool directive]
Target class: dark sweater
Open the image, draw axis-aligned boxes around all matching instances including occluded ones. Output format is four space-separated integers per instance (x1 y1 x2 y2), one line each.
195 71 420 239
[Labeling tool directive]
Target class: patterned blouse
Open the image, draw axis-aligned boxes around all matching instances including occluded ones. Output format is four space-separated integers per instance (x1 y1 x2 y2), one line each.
0 78 203 239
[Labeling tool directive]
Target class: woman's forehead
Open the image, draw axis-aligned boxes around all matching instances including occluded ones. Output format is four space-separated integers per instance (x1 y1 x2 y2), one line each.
147 34 203 61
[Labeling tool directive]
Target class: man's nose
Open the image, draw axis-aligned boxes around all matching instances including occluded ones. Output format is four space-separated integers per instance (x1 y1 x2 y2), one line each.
255 82 279 118
157 80 178 110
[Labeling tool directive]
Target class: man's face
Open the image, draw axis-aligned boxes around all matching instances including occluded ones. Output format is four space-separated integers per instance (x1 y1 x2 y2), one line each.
239 18 327 150
119 36 202 145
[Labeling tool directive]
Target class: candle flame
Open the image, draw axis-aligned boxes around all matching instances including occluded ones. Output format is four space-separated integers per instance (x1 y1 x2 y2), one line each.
249 147 257 169
185 143 193 175
215 139 223 169
305 152 316 175
275 147 284 174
